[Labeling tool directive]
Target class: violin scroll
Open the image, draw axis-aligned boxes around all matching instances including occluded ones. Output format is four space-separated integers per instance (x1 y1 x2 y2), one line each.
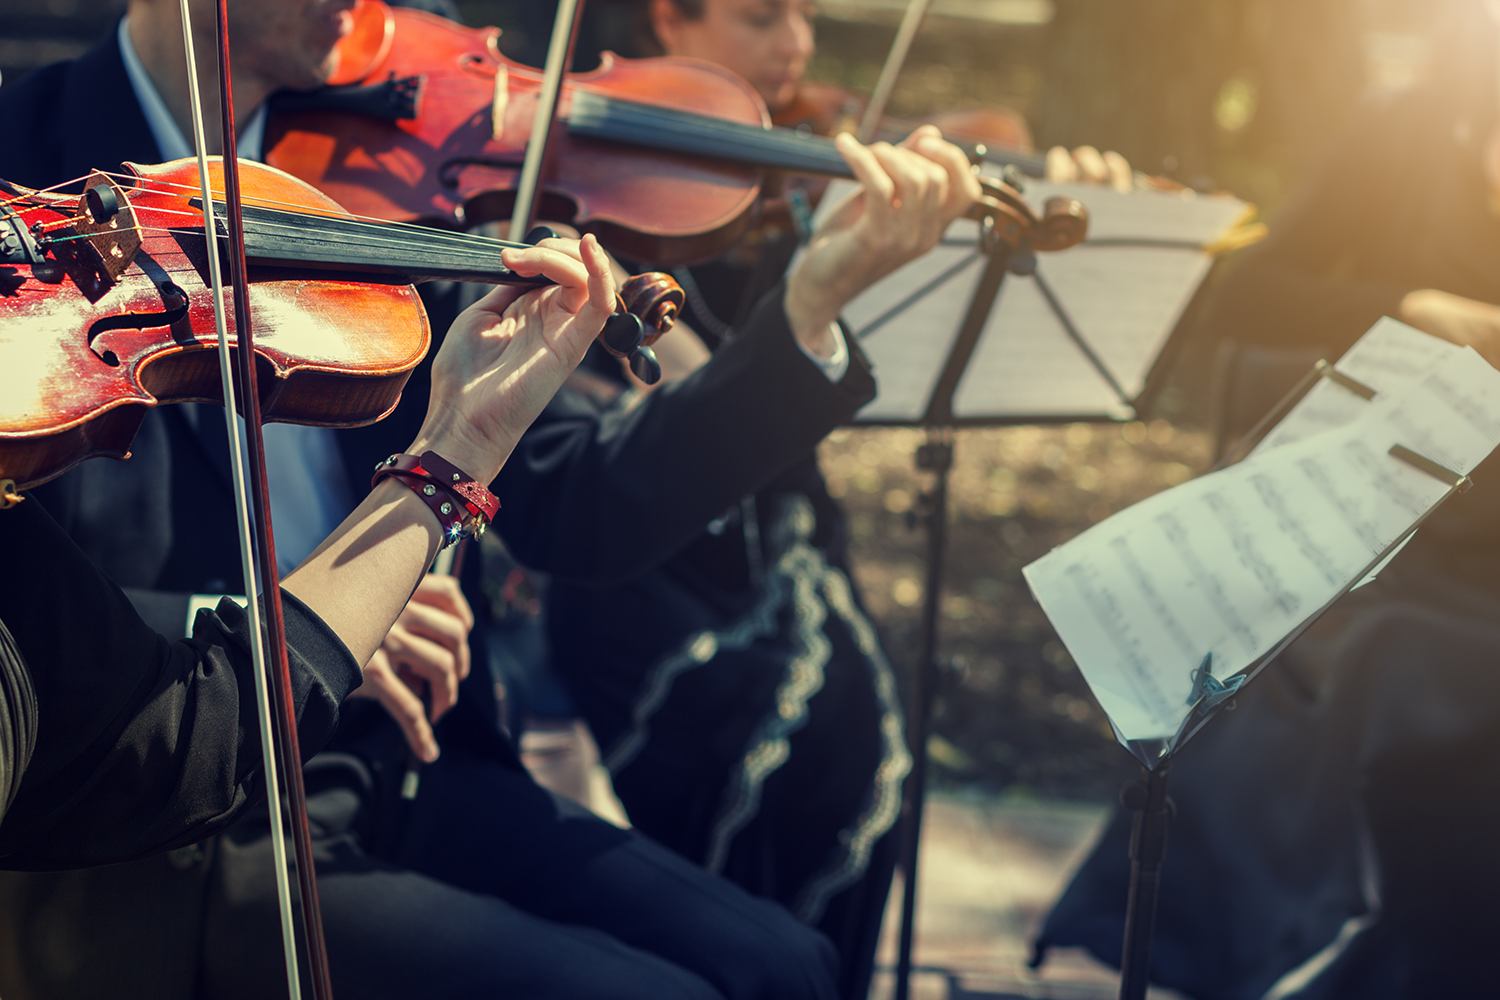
597 271 684 385
967 177 1089 257
620 271 684 343
1035 196 1088 253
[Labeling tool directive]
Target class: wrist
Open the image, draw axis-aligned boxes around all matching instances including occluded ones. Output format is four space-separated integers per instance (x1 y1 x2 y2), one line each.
372 452 501 548
783 279 843 357
407 424 511 489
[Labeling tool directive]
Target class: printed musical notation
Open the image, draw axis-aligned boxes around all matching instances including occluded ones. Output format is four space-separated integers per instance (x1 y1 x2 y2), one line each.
1025 334 1500 743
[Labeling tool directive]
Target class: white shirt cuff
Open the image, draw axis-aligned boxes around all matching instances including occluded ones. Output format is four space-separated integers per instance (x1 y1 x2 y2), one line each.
185 593 248 639
798 322 850 383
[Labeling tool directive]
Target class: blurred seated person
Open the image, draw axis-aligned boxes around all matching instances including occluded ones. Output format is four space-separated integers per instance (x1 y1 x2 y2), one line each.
1034 3 1500 997
478 3 1132 999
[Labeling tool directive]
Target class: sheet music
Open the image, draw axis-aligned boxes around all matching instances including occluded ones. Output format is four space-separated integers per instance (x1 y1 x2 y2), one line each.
1024 347 1500 742
950 245 1214 418
807 178 1249 423
1251 318 1464 456
1018 179 1251 246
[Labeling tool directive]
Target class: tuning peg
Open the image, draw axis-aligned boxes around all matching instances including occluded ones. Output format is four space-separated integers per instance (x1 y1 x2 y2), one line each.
524 225 559 246
600 311 645 357
629 344 662 385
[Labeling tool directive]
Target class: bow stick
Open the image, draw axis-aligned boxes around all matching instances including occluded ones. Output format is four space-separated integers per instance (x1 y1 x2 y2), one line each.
177 1 336 997
856 0 935 144
507 0 587 242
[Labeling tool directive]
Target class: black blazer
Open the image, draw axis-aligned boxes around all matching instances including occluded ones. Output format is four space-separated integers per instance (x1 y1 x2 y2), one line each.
0 499 361 870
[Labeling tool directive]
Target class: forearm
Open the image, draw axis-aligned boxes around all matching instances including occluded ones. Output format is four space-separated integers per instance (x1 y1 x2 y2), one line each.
281 478 444 669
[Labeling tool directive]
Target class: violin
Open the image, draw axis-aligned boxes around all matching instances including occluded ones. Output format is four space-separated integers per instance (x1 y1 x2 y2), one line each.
0 157 684 492
263 0 1084 267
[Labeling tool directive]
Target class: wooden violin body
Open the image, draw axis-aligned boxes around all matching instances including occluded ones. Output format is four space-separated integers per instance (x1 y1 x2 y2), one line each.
266 1 1086 267
0 155 685 490
0 159 429 491
268 0 771 265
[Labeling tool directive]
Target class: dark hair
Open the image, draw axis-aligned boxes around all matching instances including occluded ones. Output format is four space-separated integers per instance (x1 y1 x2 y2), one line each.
633 0 706 57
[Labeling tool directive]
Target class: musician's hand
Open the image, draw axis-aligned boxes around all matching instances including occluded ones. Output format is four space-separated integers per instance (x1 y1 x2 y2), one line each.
1046 145 1132 193
785 126 980 353
348 575 475 763
1398 288 1500 369
412 235 616 484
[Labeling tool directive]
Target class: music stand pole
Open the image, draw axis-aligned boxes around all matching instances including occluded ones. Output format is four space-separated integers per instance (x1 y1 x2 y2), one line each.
893 241 1017 1000
1118 760 1173 1000
892 427 953 1000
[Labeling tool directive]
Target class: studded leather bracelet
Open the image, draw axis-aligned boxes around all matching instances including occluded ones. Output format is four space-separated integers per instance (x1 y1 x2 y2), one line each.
372 451 500 547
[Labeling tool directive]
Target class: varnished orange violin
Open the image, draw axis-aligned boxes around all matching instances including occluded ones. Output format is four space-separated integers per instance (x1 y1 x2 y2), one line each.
263 0 1085 267
0 157 683 492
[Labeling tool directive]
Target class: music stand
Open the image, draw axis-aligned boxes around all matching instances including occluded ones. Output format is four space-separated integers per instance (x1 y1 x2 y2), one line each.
1020 320 1500 1000
816 174 1252 1000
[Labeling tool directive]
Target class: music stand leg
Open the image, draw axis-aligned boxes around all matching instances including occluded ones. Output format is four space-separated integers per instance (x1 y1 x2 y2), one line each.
893 429 954 1000
1119 761 1173 1000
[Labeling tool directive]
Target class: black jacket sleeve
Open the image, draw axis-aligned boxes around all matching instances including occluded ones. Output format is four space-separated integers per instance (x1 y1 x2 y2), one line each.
492 283 876 585
0 499 362 870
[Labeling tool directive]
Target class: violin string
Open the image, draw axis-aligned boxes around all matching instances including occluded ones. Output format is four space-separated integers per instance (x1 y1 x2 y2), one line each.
0 174 97 208
30 173 527 270
36 205 525 277
96 172 539 253
571 88 817 149
572 91 852 174
91 172 548 270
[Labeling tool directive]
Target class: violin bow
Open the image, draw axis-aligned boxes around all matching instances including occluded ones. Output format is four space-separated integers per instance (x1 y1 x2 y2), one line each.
507 0 587 240
856 0 935 143
176 1 336 997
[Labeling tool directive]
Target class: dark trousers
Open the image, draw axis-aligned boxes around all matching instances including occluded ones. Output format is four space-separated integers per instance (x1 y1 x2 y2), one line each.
199 748 839 1000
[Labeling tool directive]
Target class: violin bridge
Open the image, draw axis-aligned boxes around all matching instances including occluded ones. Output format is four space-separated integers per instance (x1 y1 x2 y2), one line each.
72 171 141 282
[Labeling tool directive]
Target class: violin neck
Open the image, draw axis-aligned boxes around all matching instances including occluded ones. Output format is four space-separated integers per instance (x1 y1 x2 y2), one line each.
568 92 1051 182
568 92 856 180
194 197 547 285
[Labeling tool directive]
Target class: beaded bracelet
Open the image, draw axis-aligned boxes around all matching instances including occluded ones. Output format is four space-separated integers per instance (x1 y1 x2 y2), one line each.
372 451 499 547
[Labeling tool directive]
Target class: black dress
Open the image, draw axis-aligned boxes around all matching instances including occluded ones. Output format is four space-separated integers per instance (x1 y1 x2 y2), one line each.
496 228 912 999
